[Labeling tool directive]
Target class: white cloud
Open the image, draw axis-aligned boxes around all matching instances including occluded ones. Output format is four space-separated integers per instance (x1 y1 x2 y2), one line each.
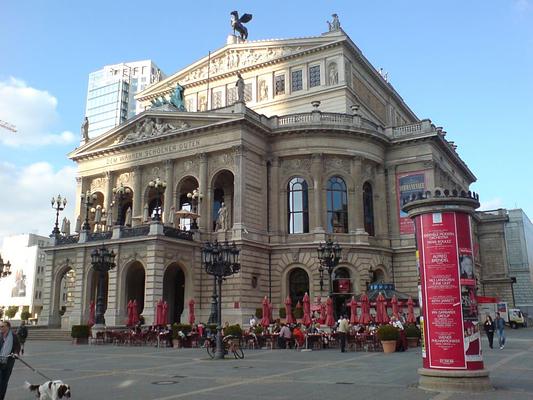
479 197 505 211
0 161 77 244
0 77 76 147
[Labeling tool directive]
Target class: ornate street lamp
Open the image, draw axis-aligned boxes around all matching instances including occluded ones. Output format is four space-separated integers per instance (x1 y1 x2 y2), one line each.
81 191 98 231
201 240 240 359
50 194 67 238
148 177 166 222
187 188 202 230
317 237 342 296
112 183 132 225
0 254 11 278
90 244 116 326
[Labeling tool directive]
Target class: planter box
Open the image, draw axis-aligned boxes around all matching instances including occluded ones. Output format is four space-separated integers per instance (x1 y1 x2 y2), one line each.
381 340 396 353
72 338 88 345
407 337 419 348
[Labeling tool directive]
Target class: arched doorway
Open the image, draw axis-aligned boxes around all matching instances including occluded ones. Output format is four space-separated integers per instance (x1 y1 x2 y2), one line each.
332 267 352 318
125 262 145 314
176 176 199 230
163 263 186 324
288 267 309 307
211 170 234 231
52 264 74 327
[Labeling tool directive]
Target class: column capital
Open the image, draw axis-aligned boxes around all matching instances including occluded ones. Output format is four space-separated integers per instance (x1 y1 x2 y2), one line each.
197 152 208 162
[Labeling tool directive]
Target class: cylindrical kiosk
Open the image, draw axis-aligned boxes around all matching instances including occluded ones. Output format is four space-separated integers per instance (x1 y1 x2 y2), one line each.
402 189 493 392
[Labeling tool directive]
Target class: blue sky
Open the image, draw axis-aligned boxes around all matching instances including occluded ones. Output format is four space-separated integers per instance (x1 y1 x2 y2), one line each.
0 0 532 241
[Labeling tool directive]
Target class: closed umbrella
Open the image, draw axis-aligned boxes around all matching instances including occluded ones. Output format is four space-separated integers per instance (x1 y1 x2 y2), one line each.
302 292 312 327
319 301 327 324
162 301 169 325
155 299 163 326
391 295 399 319
376 292 389 324
127 300 134 326
359 293 371 324
406 297 416 324
132 299 140 325
285 296 296 324
188 298 195 325
349 296 359 325
88 300 96 327
325 297 335 327
261 296 271 327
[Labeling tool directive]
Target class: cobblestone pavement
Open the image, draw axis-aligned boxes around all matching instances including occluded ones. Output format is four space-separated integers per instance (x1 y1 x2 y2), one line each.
5 327 533 400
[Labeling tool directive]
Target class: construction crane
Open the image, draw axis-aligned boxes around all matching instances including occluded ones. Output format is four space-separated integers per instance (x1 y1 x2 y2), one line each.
0 119 17 133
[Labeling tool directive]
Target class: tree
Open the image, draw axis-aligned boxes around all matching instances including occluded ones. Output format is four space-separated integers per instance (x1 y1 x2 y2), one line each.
5 306 19 319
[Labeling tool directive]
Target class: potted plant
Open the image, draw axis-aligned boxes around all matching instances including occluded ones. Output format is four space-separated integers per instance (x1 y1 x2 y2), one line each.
279 307 286 319
172 323 192 348
404 324 421 348
255 308 263 319
71 325 90 345
224 324 243 338
377 324 399 353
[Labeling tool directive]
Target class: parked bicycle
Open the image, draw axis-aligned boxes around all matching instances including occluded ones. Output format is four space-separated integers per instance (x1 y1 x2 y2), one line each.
205 334 244 359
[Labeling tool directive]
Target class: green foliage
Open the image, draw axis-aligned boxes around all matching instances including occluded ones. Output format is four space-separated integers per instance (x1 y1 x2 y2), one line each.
404 324 421 338
206 324 218 332
255 308 263 319
253 325 264 335
20 310 31 321
5 306 18 319
279 307 286 319
71 325 91 338
172 323 192 339
0 307 3 319
377 324 399 341
224 324 242 337
293 307 303 319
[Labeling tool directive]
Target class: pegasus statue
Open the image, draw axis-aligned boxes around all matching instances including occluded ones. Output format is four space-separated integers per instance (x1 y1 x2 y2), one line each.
230 11 252 40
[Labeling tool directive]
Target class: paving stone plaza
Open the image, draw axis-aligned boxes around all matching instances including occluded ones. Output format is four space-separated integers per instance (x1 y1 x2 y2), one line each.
5 328 533 400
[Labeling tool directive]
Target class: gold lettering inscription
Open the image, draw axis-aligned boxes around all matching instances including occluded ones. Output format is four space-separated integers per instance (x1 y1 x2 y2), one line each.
106 140 201 165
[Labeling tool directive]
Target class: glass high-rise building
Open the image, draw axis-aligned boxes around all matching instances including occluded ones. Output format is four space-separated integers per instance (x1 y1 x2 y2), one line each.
85 60 165 138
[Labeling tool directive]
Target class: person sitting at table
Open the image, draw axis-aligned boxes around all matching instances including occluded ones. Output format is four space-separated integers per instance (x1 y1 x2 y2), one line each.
292 323 305 348
277 323 292 349
390 316 404 330
272 320 281 334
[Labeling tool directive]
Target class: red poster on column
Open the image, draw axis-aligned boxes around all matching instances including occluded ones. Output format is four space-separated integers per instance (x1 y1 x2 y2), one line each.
418 212 466 369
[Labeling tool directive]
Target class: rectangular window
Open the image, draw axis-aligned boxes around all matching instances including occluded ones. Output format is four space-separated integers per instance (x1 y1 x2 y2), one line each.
275 75 285 95
291 70 303 92
309 65 321 88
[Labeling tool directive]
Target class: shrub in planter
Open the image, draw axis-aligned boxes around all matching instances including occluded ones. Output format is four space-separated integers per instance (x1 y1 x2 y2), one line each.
404 324 421 338
224 324 242 337
255 308 263 319
206 324 218 333
293 307 303 319
279 307 286 319
377 324 399 341
172 323 192 339
253 325 264 335
20 310 31 321
71 325 90 344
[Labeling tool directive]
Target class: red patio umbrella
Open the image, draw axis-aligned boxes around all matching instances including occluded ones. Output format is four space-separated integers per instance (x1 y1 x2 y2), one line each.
325 297 335 327
376 292 389 324
162 301 169 325
155 299 163 326
261 296 271 327
88 300 95 327
127 299 134 326
302 292 312 327
359 293 371 324
319 300 327 324
285 296 296 324
406 297 416 324
132 299 140 325
391 295 399 319
349 296 359 325
188 298 195 325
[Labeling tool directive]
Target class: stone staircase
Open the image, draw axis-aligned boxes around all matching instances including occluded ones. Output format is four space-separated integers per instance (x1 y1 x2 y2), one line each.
26 328 72 341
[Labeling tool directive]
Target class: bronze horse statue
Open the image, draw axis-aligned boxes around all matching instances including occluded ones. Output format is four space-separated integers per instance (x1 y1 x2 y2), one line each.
230 11 252 40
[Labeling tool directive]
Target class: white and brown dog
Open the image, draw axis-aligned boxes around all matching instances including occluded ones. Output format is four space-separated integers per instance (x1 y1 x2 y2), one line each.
25 380 71 399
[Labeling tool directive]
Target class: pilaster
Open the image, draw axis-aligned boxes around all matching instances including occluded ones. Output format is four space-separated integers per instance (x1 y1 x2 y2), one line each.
198 152 208 231
164 160 174 224
311 153 324 232
132 166 143 226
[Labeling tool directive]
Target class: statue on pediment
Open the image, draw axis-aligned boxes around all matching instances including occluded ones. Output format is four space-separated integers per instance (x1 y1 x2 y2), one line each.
327 13 341 32
230 11 252 40
151 96 169 108
81 117 89 142
169 83 186 111
236 72 245 103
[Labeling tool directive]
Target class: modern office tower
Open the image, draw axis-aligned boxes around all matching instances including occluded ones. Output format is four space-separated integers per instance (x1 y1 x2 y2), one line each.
85 60 165 138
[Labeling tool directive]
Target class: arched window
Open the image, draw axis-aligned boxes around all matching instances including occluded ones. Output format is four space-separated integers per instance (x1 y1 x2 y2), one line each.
287 177 309 234
327 176 348 233
288 268 309 306
332 267 351 294
363 182 375 236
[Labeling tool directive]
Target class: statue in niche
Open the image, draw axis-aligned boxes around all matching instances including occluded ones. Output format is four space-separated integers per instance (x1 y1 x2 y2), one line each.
94 205 103 232
230 11 253 40
236 72 245 103
125 206 132 227
198 96 207 112
75 216 81 233
106 203 114 230
81 117 89 142
327 13 341 31
258 80 268 101
143 203 150 222
328 63 338 85
61 217 71 236
216 202 228 231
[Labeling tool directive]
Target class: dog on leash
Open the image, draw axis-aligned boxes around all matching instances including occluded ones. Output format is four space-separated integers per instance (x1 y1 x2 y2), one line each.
25 380 71 399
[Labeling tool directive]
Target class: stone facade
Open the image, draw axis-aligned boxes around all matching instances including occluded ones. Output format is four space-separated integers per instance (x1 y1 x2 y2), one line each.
40 26 476 328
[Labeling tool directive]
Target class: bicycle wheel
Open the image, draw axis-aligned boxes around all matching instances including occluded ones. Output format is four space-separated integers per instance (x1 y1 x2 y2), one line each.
206 341 215 359
232 344 244 359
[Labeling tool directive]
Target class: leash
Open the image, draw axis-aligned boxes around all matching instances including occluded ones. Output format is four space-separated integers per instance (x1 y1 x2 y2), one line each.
11 354 53 381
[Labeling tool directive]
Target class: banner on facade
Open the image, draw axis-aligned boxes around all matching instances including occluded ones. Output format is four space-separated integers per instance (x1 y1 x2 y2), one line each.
397 171 426 234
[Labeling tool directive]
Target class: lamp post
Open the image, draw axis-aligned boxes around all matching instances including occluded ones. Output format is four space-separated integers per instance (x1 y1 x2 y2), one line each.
90 245 116 326
50 194 67 237
201 240 240 359
81 191 98 231
112 183 131 225
148 177 166 222
0 254 11 278
317 237 342 296
187 188 202 230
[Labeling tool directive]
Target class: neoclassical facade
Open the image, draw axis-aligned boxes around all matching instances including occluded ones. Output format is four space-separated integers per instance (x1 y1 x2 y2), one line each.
40 23 475 328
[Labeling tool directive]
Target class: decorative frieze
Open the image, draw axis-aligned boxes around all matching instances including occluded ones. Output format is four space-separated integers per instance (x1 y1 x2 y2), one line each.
90 177 104 192
325 157 349 172
113 118 190 145
280 157 312 173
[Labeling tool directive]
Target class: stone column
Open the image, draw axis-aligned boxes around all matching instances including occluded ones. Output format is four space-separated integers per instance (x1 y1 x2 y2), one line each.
198 152 208 231
132 166 143 226
67 248 87 328
143 241 165 325
38 250 57 327
375 165 388 238
232 145 246 233
403 190 492 392
164 160 174 224
311 153 324 232
104 171 114 220
74 177 83 227
270 157 281 235
104 245 120 326
352 157 368 244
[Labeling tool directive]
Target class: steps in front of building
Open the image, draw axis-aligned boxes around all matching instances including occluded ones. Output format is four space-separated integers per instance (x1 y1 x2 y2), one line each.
26 329 72 341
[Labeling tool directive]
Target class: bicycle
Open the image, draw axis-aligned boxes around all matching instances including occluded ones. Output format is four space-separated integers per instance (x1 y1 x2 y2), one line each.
205 334 244 359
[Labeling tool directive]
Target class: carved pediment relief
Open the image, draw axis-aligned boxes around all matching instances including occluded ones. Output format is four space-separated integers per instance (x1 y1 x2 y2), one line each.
281 157 312 173
112 117 190 146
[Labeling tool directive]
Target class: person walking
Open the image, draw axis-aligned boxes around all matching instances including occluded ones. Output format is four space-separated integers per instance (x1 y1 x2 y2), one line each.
495 312 506 349
0 321 20 400
337 315 349 352
483 315 495 349
17 321 28 355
